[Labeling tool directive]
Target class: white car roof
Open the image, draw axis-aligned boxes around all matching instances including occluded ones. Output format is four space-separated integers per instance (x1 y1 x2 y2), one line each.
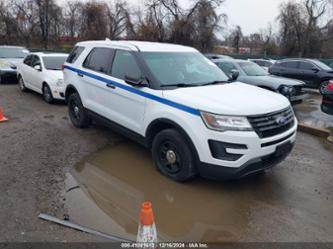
31 52 68 57
76 40 198 53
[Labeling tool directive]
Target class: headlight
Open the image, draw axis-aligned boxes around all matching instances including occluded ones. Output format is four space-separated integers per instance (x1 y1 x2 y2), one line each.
200 111 252 131
279 85 295 96
56 79 63 86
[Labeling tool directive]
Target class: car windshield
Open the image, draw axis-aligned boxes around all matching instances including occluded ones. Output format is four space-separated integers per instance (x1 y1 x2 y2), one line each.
141 52 229 87
0 48 29 58
312 60 332 71
238 61 268 76
42 56 67 70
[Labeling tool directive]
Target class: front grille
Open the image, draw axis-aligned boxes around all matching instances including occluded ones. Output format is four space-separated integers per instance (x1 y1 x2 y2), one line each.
248 107 295 138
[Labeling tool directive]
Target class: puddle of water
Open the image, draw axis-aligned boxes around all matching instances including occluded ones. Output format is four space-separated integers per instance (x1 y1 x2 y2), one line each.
294 93 333 130
64 139 333 242
67 143 286 242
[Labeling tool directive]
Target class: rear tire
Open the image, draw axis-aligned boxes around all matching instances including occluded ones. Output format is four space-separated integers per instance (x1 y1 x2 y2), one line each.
42 84 54 104
319 81 330 94
68 92 91 128
152 129 197 182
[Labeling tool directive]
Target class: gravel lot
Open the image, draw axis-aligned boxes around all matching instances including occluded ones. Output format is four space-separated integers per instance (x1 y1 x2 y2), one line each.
0 84 332 242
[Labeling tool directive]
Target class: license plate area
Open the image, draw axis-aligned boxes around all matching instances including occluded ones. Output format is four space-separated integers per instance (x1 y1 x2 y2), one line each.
275 142 292 157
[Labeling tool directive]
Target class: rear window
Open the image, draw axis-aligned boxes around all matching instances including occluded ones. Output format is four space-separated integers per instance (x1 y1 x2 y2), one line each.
66 46 84 63
0 47 29 58
83 47 114 74
43 56 68 70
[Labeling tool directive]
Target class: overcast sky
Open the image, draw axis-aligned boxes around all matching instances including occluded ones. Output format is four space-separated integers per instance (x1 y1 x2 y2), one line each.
57 0 286 35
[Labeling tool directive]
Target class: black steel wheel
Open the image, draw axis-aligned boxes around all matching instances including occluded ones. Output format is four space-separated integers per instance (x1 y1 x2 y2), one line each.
152 129 197 182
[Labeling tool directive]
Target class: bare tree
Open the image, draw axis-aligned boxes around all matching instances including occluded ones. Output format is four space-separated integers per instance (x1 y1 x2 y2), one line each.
106 1 131 40
230 25 242 53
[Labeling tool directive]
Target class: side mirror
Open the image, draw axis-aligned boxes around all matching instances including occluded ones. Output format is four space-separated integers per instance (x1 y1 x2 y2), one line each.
34 64 42 71
124 74 148 87
230 70 239 81
312 67 319 73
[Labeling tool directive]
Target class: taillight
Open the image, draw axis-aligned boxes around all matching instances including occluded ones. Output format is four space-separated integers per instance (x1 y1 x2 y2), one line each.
61 64 65 71
327 83 333 90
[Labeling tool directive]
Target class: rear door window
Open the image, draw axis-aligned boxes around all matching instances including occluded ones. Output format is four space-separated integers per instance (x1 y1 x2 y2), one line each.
111 50 142 80
280 61 299 69
299 61 315 70
83 47 114 74
66 46 84 64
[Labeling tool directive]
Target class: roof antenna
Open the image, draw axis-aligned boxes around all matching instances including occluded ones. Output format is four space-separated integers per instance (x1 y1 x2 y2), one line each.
105 38 111 42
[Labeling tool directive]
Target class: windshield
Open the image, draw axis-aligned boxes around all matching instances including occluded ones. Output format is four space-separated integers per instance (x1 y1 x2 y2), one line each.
0 48 29 58
312 60 332 71
239 61 268 76
141 52 229 87
42 56 67 70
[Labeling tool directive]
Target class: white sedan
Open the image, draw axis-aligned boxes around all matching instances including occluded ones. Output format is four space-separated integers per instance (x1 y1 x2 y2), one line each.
17 52 68 103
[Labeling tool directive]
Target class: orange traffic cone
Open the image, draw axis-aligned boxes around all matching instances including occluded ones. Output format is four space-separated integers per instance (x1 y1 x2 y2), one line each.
136 202 158 244
0 108 8 122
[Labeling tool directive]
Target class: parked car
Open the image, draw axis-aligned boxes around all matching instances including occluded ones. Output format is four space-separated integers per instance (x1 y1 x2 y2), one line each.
17 52 68 103
204 53 233 60
248 59 274 72
64 40 297 182
0 46 29 84
321 81 333 115
213 59 305 103
269 58 333 91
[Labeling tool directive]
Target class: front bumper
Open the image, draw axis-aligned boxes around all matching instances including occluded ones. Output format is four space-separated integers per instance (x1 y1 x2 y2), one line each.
198 141 294 180
0 70 18 83
192 118 297 180
50 85 65 100
289 93 307 103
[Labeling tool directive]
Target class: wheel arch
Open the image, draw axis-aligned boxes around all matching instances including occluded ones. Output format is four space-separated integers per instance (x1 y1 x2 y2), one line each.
145 118 199 160
65 84 79 102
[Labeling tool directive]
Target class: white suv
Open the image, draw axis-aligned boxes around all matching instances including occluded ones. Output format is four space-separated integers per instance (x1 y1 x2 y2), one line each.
64 40 297 181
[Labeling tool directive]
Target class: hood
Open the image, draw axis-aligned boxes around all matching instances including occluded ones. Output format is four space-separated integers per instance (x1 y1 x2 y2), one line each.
0 58 23 70
162 82 290 116
239 75 304 89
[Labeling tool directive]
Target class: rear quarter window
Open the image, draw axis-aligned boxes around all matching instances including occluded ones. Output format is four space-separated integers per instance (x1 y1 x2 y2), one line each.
66 46 84 64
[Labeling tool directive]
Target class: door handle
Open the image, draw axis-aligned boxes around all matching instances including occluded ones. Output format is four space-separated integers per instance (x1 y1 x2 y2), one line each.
77 73 84 77
106 83 116 89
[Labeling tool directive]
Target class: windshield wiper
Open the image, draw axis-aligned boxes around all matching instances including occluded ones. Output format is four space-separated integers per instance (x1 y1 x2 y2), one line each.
160 83 200 88
201 80 229 86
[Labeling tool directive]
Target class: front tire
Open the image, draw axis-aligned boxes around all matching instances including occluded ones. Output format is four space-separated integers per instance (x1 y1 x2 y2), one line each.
68 92 91 128
42 84 54 104
18 76 27 92
152 129 197 182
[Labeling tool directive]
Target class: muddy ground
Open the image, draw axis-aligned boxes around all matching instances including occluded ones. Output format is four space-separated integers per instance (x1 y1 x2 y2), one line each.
0 84 333 242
